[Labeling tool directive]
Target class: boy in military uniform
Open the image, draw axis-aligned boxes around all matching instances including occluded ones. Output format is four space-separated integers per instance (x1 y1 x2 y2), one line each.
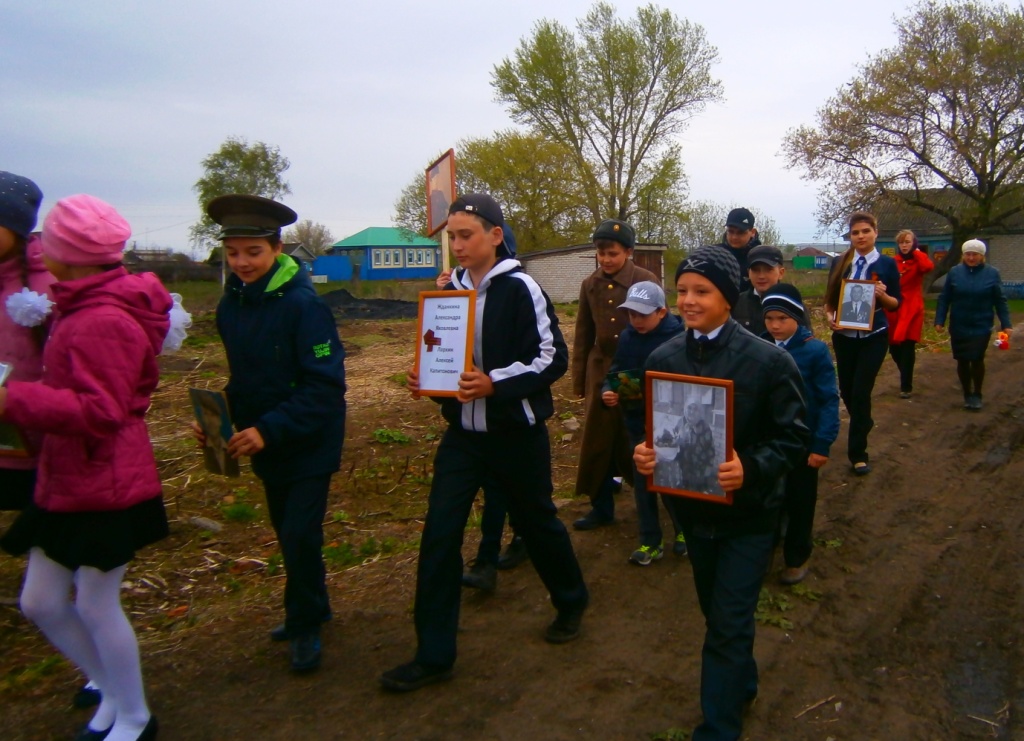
194 194 346 673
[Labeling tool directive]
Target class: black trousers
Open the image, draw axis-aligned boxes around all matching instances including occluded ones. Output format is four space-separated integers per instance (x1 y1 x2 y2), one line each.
782 461 819 568
264 474 332 635
832 331 888 465
888 341 917 393
414 425 588 669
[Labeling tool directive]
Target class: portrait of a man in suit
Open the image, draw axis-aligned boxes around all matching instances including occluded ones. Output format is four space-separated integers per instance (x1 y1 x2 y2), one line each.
840 283 873 327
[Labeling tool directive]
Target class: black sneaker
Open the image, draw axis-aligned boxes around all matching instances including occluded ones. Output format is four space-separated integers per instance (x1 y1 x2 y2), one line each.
380 661 453 692
497 536 529 570
289 632 322 673
461 561 497 592
72 682 102 709
572 510 614 531
544 607 585 644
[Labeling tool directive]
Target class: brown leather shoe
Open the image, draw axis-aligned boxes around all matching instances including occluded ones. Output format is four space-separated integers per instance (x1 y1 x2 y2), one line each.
779 563 809 585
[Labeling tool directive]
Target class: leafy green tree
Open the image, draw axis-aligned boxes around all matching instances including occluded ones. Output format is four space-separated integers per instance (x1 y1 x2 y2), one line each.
492 2 721 222
782 0 1024 282
190 136 291 245
283 219 334 256
394 132 596 254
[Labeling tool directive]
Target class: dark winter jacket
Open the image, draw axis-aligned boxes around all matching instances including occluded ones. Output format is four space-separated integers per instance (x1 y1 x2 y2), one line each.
440 258 567 432
732 287 809 337
601 312 684 441
217 255 346 484
934 262 1012 338
770 325 839 458
717 234 761 294
645 319 809 534
5 268 170 512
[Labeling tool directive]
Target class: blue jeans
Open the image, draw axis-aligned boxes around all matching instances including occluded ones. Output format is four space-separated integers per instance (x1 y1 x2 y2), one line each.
682 523 775 741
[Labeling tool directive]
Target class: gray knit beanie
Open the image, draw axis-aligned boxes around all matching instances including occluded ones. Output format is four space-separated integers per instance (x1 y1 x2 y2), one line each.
675 245 742 308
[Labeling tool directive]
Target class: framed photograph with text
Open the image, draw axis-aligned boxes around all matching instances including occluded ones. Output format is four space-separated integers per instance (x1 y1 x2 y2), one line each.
645 371 734 504
425 149 456 238
415 290 476 397
836 279 876 331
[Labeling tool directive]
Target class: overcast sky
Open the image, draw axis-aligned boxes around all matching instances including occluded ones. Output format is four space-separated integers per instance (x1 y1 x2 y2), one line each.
3 0 918 252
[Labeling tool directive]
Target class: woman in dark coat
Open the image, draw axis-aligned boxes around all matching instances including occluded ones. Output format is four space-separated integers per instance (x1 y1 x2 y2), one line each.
934 239 1012 411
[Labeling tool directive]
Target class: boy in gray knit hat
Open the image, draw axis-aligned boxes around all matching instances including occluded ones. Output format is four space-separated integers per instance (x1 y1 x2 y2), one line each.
634 244 810 741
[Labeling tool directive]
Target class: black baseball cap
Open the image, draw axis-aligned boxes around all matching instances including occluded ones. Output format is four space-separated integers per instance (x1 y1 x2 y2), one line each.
747 244 784 268
725 207 755 230
449 193 503 228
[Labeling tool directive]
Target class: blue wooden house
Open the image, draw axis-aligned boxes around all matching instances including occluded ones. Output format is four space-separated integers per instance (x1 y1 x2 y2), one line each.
314 227 440 281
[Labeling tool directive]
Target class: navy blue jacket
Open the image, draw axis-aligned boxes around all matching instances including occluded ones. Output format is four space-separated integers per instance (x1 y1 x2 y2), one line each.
829 252 902 333
645 320 809 534
935 262 1012 338
770 325 839 458
438 258 567 432
601 312 684 441
217 255 346 484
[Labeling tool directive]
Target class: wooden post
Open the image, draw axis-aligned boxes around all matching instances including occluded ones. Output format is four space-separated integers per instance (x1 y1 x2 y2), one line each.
442 230 451 274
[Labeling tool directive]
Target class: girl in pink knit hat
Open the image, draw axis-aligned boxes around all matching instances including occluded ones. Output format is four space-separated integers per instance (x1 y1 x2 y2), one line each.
0 194 179 741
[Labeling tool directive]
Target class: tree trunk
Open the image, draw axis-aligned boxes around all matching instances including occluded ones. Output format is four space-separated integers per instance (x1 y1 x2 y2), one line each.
922 228 971 294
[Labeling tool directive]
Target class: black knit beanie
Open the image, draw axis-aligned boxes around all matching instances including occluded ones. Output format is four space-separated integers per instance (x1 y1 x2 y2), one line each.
761 283 806 324
675 245 741 308
0 171 43 238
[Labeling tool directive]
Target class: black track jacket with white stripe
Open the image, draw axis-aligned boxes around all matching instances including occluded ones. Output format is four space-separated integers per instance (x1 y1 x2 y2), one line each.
438 258 568 432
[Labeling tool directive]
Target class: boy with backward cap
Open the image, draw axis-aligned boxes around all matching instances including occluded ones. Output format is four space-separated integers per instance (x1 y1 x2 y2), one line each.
382 193 588 692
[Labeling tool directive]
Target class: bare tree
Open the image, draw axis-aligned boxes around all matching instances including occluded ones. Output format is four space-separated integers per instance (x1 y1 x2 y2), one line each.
283 219 335 256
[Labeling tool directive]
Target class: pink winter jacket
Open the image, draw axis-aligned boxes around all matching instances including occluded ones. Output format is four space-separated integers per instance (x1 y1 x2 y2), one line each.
0 236 56 470
3 267 171 512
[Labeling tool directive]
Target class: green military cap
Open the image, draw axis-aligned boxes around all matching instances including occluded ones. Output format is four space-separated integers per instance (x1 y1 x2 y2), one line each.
206 194 297 239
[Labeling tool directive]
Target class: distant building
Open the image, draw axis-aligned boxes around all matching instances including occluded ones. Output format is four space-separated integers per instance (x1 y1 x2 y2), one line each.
870 189 1024 286
518 243 667 303
790 245 832 270
315 228 440 281
285 242 317 271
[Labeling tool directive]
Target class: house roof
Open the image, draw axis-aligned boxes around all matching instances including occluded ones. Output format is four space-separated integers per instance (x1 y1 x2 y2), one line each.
870 188 1024 237
331 227 438 248
794 246 829 257
284 242 317 261
518 242 668 261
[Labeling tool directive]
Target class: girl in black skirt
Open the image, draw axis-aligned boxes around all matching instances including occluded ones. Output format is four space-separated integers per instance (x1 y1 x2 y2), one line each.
0 195 184 741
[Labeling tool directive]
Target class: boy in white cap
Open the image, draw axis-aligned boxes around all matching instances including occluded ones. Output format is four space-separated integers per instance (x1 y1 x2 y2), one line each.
600 281 686 564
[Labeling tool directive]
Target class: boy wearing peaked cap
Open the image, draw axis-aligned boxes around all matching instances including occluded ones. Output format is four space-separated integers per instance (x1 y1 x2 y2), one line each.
634 245 809 741
382 193 588 692
572 218 658 531
719 207 761 293
196 194 347 674
730 244 808 337
599 281 687 565
761 283 839 585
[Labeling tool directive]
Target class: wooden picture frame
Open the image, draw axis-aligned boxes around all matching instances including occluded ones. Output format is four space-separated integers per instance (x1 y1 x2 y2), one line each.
836 279 876 331
425 149 456 238
415 290 476 397
645 371 734 504
189 388 240 477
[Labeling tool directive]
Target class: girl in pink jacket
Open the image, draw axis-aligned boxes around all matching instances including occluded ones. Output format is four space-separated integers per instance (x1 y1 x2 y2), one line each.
0 171 53 509
0 195 171 741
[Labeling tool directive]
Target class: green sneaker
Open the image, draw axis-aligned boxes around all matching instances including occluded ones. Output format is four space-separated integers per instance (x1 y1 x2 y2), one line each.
629 544 664 566
672 532 688 557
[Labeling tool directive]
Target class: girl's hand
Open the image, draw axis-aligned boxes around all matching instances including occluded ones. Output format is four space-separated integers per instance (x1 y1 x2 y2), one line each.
718 451 744 492
934 324 945 333
0 387 6 417
435 271 452 290
601 390 618 407
456 367 494 403
227 427 265 459
808 453 829 469
190 420 206 447
634 442 656 475
825 307 839 331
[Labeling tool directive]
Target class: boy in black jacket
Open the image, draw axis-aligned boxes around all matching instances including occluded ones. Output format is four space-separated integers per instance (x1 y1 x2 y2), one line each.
381 194 588 692
635 245 809 741
201 194 346 674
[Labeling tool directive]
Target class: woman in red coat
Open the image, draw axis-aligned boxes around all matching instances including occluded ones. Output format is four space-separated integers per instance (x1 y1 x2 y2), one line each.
886 229 934 398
